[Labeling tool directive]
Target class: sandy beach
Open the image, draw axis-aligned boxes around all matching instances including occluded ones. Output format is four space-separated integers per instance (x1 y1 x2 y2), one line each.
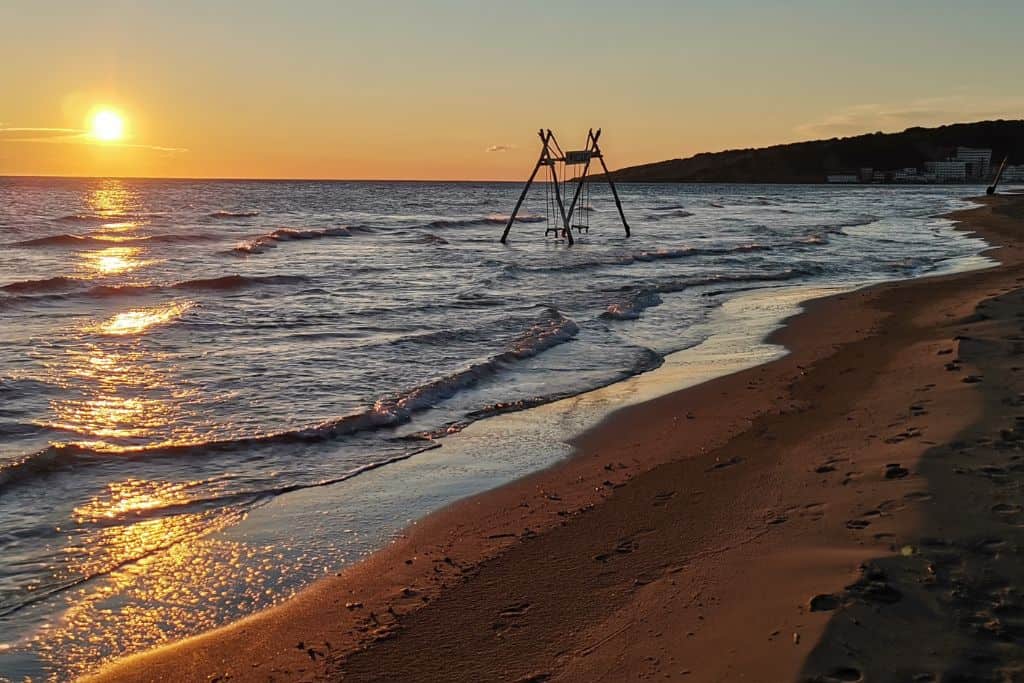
88 194 1024 682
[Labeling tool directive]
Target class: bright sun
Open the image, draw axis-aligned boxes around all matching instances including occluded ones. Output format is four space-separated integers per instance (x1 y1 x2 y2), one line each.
90 109 125 142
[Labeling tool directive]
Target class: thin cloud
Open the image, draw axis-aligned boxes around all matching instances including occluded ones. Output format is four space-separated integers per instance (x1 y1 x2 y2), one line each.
0 126 187 154
486 144 514 153
0 127 86 141
796 96 1024 138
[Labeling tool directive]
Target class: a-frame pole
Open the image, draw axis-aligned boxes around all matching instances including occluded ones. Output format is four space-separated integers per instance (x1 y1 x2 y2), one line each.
593 129 630 237
501 129 550 244
546 130 574 245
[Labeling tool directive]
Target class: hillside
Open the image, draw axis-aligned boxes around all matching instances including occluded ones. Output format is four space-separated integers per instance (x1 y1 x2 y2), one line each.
599 120 1024 183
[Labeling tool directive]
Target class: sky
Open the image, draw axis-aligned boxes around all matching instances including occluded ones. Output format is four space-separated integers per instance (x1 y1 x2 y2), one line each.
2 0 1022 180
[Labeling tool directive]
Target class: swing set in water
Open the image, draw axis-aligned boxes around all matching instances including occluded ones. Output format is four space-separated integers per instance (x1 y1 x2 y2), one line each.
500 128 631 245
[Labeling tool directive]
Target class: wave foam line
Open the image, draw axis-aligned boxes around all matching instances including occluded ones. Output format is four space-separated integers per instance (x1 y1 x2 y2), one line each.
601 267 823 320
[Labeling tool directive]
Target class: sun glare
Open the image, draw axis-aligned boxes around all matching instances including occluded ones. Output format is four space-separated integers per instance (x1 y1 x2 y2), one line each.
90 109 125 142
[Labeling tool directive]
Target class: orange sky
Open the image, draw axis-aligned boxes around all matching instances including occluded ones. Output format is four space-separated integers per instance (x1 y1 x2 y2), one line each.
2 1 1022 180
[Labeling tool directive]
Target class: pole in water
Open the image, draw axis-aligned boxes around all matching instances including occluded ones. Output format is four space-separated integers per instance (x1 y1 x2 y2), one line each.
501 129 550 244
988 156 1008 196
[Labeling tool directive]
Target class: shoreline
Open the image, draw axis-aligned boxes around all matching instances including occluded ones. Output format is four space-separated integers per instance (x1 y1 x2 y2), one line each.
88 195 1024 682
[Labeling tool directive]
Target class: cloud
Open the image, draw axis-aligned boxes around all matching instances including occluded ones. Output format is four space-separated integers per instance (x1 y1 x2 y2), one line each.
796 96 1024 138
0 127 86 141
486 144 514 153
0 127 187 154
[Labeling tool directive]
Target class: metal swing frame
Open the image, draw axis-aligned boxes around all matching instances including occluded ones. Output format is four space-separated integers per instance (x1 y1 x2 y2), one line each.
500 128 631 245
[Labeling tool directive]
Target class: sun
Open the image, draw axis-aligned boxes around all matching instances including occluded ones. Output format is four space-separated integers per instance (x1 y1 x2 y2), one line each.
90 109 125 142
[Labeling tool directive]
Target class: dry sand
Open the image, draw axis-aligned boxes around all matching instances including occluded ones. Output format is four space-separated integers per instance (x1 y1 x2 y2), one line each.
89 195 1024 683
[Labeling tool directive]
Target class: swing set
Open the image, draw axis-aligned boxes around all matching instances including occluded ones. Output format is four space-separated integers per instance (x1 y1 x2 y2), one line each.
500 128 631 245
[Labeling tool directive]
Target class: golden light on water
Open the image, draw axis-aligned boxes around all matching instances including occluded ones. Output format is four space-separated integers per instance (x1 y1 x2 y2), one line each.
42 346 183 449
79 245 153 276
88 181 135 216
49 395 170 441
40 343 209 452
74 479 194 522
90 301 193 336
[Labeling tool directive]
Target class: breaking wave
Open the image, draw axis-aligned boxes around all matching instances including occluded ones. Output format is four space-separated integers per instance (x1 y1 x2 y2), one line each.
0 308 579 491
233 226 359 254
210 210 260 218
601 289 663 320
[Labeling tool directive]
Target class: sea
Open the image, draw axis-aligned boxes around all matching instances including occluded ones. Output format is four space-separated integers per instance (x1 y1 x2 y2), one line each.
0 177 994 679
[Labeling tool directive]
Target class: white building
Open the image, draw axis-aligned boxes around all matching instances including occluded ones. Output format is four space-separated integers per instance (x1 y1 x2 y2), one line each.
1001 164 1024 182
925 160 967 182
826 174 859 184
893 167 926 183
954 147 992 179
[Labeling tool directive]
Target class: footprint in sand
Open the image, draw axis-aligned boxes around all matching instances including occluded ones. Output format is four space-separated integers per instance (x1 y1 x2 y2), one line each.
808 593 841 612
652 491 676 507
884 463 909 479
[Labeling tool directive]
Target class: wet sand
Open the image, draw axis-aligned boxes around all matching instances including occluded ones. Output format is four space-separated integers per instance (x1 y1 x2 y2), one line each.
89 195 1024 682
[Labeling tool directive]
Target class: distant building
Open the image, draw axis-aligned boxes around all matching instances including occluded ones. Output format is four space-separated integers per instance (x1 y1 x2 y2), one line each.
925 160 967 182
826 174 859 184
954 147 992 179
1002 164 1024 182
893 167 926 183
859 168 874 182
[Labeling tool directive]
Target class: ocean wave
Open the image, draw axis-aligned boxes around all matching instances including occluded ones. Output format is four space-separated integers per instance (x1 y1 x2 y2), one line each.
56 212 165 223
658 267 822 294
89 274 309 296
597 267 822 321
0 309 579 491
635 244 770 262
645 209 694 220
425 214 544 230
648 204 687 211
601 289 663 320
1 275 309 307
418 233 449 245
1 276 81 294
12 234 105 247
464 346 664 421
506 243 774 277
209 210 260 218
12 232 221 248
233 226 358 254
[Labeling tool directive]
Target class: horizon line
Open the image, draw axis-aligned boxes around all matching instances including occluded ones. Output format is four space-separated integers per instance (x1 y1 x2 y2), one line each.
0 173 530 183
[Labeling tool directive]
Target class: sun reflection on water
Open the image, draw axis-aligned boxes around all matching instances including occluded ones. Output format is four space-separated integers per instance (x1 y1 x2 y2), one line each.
39 345 203 452
88 181 138 218
78 245 154 277
89 301 194 336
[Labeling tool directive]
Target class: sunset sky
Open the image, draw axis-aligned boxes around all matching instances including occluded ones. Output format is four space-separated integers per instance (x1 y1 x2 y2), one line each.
2 0 1022 180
